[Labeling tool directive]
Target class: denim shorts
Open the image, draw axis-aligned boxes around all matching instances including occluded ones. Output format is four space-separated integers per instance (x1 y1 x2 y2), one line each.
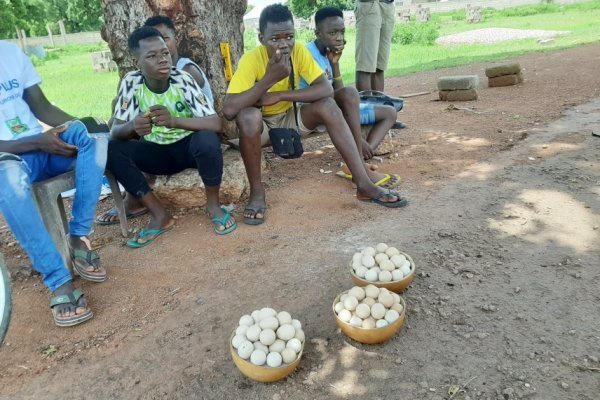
359 103 376 125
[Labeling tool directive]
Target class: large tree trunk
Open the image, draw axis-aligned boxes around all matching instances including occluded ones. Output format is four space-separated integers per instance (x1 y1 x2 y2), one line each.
99 0 246 138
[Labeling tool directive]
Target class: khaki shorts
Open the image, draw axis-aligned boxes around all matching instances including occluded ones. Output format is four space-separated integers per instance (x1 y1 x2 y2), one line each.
260 106 326 146
355 0 396 73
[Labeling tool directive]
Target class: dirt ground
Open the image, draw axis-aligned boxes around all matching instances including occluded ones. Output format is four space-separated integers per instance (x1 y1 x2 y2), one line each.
1 43 599 399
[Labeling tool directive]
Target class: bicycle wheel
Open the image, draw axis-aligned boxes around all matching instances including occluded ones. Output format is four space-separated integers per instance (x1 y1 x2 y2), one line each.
0 254 12 345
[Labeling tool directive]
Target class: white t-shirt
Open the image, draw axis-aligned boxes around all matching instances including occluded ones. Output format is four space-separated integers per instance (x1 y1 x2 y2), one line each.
176 57 214 107
0 41 43 141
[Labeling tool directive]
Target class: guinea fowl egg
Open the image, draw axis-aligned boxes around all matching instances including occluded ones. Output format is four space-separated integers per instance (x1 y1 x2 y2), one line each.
401 261 412 276
276 324 296 341
266 352 283 368
232 334 246 349
246 325 262 342
291 319 302 330
375 319 389 328
361 297 376 307
236 325 249 336
352 260 363 270
392 293 401 304
237 340 254 359
269 339 286 353
362 317 376 329
362 255 375 268
338 309 352 322
363 247 376 257
375 253 389 265
390 254 406 267
259 308 277 320
340 294 349 302
352 252 362 261
348 286 366 301
259 329 276 346
385 309 400 323
380 260 395 272
349 316 363 327
392 269 404 281
378 292 394 308
365 284 380 299
239 315 254 327
251 310 261 323
355 303 371 319
365 269 378 282
254 342 269 353
277 311 292 325
391 303 404 314
295 329 305 343
343 296 359 311
375 243 389 253
379 270 392 282
250 349 267 366
371 266 381 275
385 247 400 257
356 266 368 278
286 338 302 353
371 303 386 319
259 316 279 330
281 348 297 364
334 301 345 313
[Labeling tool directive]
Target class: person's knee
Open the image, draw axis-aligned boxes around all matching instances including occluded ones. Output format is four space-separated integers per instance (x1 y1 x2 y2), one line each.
0 154 29 200
337 86 360 108
316 97 344 120
190 132 221 157
381 105 396 121
236 108 263 138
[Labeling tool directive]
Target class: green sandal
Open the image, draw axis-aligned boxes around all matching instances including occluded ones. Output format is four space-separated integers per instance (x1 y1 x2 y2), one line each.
126 226 174 248
51 288 93 327
211 207 237 235
70 248 107 282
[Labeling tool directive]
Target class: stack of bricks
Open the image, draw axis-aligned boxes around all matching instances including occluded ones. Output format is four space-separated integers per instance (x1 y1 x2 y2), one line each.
485 63 523 87
437 75 479 101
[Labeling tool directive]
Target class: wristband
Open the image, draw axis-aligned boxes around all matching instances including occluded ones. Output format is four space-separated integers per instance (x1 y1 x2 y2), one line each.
333 76 342 81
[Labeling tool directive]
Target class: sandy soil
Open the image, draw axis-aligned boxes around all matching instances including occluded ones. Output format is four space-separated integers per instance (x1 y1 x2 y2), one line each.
1 43 599 399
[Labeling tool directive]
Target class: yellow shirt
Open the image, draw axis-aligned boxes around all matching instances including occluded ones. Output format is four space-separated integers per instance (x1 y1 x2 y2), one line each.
227 43 324 116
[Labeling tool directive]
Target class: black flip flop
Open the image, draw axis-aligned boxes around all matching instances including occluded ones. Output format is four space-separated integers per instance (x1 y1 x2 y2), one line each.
243 206 267 225
359 189 408 208
95 207 148 226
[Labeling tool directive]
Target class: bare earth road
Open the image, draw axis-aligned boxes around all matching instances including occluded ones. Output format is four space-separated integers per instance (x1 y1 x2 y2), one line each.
1 43 599 399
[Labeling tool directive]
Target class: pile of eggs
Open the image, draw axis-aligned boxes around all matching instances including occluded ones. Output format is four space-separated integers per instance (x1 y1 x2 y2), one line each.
232 308 305 368
334 285 404 329
351 243 413 282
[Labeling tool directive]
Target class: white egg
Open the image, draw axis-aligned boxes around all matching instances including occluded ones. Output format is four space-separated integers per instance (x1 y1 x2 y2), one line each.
269 339 286 353
259 307 277 321
365 284 380 299
380 260 395 272
276 324 296 341
362 317 376 329
254 342 269 353
378 292 394 308
375 319 389 328
295 329 305 343
390 254 406 267
266 351 283 367
392 293 401 304
281 348 297 364
251 310 261 323
236 325 249 336
259 329 276 346
379 270 392 282
375 243 389 253
364 246 376 257
371 303 386 319
392 269 404 281
349 316 363 327
239 315 254 327
291 319 302 331
246 324 262 342
365 269 378 282
352 252 362 262
250 349 267 366
334 301 345 314
352 260 363 270
401 261 412 276
385 309 400 323
371 266 381 275
348 286 366 301
259 316 279 330
362 255 375 268
276 311 292 325
356 266 368 278
361 297 376 307
343 296 359 311
385 247 400 257
355 303 371 319
375 253 389 265
391 303 404 314
286 338 302 353
232 334 246 349
237 340 254 359
338 309 352 322
340 293 349 302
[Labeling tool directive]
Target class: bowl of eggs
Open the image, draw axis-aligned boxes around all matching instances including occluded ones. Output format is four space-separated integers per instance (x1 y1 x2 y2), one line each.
230 307 305 382
333 285 406 344
350 243 415 293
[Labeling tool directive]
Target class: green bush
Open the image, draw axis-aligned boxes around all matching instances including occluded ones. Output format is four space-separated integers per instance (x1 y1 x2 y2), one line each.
392 22 439 46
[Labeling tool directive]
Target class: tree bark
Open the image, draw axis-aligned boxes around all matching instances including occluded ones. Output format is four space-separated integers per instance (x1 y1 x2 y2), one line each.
99 0 247 138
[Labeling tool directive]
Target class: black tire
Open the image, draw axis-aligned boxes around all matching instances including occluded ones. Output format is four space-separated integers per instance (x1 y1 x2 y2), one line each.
0 254 12 346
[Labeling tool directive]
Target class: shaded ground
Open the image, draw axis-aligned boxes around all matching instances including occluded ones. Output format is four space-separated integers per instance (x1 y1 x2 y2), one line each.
1 43 600 399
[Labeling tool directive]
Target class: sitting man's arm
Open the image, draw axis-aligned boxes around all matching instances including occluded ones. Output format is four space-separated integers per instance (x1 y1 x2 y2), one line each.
182 64 206 90
23 85 74 127
111 114 152 140
147 105 223 132
259 74 333 107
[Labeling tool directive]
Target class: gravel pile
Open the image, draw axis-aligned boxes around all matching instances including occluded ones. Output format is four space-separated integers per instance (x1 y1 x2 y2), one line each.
436 27 570 45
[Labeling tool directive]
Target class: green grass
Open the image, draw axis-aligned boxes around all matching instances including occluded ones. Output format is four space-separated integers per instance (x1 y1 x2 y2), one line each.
36 1 600 117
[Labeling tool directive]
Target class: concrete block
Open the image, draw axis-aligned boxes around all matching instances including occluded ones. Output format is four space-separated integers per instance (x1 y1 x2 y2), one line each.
485 63 521 78
437 75 479 91
488 73 523 87
439 89 478 102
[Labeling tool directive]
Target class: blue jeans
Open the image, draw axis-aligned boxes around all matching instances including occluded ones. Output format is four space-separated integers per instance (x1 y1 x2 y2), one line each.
0 121 108 292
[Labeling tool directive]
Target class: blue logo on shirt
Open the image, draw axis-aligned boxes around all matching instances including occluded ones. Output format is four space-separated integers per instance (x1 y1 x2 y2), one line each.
0 79 19 93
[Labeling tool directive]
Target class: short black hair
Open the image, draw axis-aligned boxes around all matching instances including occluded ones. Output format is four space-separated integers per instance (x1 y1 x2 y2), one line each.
315 7 343 26
144 15 176 32
259 4 293 33
128 26 164 51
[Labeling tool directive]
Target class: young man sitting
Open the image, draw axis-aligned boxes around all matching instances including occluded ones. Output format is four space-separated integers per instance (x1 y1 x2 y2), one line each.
0 40 108 327
107 26 235 248
222 4 407 225
97 15 215 225
301 6 400 163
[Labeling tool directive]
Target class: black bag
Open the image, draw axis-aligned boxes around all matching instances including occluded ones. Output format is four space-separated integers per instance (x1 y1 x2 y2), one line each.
269 61 304 159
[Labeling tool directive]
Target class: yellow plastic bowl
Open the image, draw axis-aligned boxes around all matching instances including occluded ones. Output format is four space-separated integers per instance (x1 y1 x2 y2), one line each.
333 294 406 344
230 332 304 383
350 251 416 293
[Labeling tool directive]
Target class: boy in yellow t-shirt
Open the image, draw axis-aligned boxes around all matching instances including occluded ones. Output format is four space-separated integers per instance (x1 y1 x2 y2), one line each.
223 4 407 225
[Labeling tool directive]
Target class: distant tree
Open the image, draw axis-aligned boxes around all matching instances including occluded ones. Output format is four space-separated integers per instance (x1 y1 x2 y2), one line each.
289 0 353 20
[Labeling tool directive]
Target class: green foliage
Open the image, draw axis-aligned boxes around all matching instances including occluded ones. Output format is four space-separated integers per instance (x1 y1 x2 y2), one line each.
392 22 439 46
289 0 353 20
493 3 560 17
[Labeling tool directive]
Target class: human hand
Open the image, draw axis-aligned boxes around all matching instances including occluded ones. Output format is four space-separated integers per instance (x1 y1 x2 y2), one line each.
148 105 175 129
37 125 78 157
326 44 344 65
265 49 291 84
133 113 153 136
257 92 281 107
